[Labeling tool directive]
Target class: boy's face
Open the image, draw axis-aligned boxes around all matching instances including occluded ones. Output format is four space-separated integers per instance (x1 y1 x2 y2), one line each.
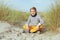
30 9 36 16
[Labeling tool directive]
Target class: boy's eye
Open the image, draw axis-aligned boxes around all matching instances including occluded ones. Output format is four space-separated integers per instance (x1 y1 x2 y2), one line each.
30 9 35 12
31 11 35 12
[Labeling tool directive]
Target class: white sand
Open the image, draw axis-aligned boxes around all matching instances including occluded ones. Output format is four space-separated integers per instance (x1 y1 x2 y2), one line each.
0 21 60 40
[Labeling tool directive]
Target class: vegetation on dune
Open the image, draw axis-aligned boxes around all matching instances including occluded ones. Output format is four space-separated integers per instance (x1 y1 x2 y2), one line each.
0 0 60 32
43 0 60 32
0 5 29 26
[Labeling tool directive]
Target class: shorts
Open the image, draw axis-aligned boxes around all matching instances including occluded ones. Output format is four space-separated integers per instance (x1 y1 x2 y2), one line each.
23 25 43 33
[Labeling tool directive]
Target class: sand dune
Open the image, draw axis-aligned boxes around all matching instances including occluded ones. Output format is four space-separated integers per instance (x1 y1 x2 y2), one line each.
0 21 60 40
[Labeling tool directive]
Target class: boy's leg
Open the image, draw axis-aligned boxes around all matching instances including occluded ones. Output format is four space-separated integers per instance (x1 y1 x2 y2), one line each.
23 25 30 33
36 26 40 31
36 25 43 33
39 25 43 31
30 26 37 33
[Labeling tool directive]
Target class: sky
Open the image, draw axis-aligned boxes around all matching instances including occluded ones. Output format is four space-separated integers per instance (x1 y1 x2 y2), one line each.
0 0 56 12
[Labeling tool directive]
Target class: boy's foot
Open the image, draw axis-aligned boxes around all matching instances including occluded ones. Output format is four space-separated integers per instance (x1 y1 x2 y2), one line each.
37 31 41 34
22 30 30 33
22 30 26 33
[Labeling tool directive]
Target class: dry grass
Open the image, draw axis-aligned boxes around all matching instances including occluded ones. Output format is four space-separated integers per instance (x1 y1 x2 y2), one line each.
42 0 60 32
0 6 29 26
0 0 60 32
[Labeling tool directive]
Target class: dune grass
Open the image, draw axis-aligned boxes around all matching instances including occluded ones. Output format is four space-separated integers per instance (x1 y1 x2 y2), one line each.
43 0 60 32
0 0 60 32
0 6 30 26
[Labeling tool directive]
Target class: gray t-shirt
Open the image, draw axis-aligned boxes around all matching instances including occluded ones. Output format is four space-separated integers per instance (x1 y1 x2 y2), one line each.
26 14 44 26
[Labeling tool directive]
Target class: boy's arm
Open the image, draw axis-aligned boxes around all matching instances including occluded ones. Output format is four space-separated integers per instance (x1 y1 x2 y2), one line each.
26 16 31 26
37 15 44 27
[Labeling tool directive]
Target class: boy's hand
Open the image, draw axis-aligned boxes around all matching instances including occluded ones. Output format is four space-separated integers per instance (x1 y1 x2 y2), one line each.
26 26 29 30
36 23 41 30
36 27 39 30
37 23 41 27
26 24 29 30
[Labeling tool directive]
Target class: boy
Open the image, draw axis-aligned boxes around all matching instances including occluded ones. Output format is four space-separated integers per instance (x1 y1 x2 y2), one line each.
23 7 44 33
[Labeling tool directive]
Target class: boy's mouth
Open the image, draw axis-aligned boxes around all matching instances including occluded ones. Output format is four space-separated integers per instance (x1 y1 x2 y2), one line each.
31 13 37 17
31 14 35 15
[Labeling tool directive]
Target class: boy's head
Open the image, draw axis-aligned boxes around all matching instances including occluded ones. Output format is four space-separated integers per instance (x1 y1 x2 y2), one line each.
30 7 37 16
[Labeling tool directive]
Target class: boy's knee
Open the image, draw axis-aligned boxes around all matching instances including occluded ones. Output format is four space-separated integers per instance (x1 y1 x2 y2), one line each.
23 25 29 30
39 25 44 31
